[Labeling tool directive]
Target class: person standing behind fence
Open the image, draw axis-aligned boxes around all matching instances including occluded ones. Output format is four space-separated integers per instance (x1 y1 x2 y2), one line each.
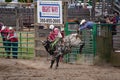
109 14 117 35
0 23 11 58
114 12 120 23
7 27 18 59
104 15 117 35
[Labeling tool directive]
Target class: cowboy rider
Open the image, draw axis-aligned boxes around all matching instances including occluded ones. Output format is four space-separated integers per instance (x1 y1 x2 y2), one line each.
48 24 63 50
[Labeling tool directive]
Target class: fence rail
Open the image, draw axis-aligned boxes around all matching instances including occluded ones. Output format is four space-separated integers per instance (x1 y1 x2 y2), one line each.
0 31 34 59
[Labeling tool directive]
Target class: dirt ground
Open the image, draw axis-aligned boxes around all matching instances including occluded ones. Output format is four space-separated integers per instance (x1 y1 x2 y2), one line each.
0 57 120 80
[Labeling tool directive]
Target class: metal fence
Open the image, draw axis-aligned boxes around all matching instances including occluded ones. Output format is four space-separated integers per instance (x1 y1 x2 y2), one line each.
112 24 120 50
64 22 96 64
67 7 90 20
0 31 34 59
0 3 34 30
96 23 120 62
64 22 120 65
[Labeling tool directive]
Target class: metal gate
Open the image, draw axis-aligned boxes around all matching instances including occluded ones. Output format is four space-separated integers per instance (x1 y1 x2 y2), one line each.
64 22 80 63
63 22 120 65
0 31 34 59
64 22 97 64
80 28 96 64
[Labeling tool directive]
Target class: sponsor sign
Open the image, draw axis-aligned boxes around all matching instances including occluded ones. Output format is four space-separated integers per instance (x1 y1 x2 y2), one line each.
37 1 63 24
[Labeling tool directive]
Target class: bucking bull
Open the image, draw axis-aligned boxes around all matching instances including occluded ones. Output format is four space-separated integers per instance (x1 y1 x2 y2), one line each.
42 32 85 69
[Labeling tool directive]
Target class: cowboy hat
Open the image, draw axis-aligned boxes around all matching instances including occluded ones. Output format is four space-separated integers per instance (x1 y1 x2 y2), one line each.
80 19 86 25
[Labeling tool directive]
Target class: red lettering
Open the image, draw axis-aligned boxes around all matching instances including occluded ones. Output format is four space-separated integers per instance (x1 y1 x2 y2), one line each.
42 6 58 13
42 6 50 12
52 6 58 12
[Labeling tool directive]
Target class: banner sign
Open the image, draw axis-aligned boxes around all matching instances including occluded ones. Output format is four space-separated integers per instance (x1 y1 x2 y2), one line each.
37 1 63 24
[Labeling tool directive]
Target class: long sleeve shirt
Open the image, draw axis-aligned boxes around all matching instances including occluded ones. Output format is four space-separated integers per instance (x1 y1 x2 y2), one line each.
79 21 95 30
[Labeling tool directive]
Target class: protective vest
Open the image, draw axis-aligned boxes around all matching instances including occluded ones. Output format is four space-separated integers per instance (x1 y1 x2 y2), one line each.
48 28 62 41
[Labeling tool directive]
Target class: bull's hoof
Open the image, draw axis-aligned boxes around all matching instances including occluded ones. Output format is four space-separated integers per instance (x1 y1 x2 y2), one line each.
55 66 58 69
49 66 52 69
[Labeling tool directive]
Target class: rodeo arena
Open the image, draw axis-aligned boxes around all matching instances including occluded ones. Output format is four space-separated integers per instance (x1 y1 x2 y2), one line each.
0 0 120 80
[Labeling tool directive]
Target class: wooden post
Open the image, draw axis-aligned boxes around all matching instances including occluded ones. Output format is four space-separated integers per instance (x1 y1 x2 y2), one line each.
91 0 96 20
34 2 37 57
34 1 68 57
15 7 19 31
63 2 68 25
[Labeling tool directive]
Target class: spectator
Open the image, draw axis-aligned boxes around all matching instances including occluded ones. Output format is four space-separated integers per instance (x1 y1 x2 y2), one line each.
7 27 18 59
0 23 11 58
104 15 117 35
104 15 112 24
113 12 120 23
109 14 117 35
